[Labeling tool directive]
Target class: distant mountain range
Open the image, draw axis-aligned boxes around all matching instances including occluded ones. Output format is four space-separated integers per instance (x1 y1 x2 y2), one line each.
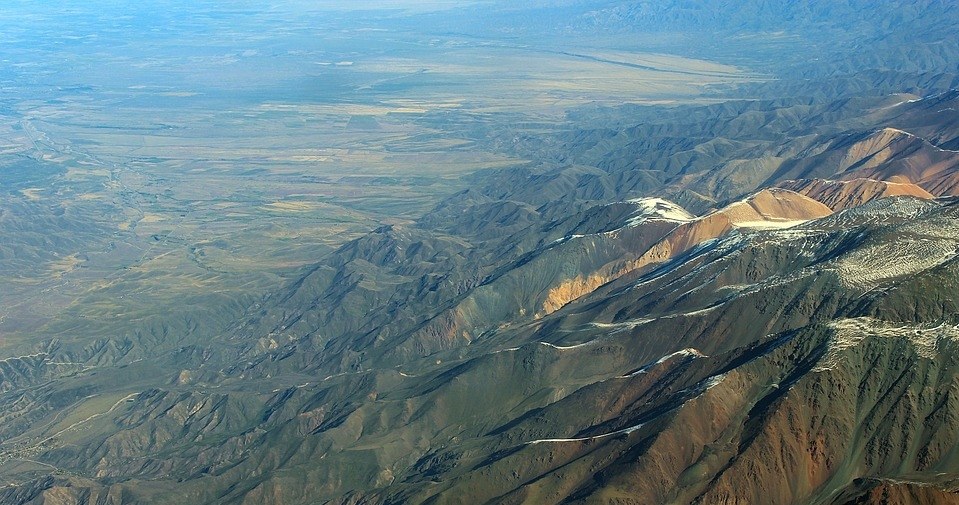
6 86 958 505
3 1 959 504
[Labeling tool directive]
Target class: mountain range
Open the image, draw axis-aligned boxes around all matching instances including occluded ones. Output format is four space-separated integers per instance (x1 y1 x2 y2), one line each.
3 1 959 504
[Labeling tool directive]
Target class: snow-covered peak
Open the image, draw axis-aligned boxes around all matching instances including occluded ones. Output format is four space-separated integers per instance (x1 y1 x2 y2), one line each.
624 197 694 226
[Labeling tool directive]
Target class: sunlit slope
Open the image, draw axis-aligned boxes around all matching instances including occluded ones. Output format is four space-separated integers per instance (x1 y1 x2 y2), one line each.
5 194 958 504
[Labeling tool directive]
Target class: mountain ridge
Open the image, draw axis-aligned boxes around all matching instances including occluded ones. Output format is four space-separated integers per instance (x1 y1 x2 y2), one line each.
4 1 959 502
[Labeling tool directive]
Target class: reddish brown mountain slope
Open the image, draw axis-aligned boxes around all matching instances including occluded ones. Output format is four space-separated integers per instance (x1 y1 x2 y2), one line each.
777 177 934 210
836 128 959 195
540 188 832 314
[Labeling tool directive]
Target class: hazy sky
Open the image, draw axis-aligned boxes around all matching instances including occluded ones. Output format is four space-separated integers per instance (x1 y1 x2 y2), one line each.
281 0 499 12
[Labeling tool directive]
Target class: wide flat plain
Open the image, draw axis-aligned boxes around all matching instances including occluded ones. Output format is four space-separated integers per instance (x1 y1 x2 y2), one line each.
0 2 754 357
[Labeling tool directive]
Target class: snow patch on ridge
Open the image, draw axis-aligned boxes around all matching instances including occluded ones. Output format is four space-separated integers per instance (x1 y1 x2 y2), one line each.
833 235 958 289
732 219 809 230
624 197 694 226
526 422 645 445
0 352 48 364
619 348 706 378
539 341 594 351
588 318 652 333
817 318 959 371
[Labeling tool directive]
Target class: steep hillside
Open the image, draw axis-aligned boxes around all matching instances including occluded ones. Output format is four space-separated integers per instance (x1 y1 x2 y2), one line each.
5 195 958 505
777 178 933 210
539 188 831 315
4 93 958 504
478 85 959 214
771 128 959 195
3 1 959 503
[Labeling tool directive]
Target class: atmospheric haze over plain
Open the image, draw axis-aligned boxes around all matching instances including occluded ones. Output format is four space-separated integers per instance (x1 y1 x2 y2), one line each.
2 1 959 504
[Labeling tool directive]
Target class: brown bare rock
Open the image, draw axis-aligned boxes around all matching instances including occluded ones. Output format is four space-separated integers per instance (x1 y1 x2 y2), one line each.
836 128 959 196
778 178 934 210
774 127 959 197
712 187 834 228
833 480 959 505
5 2 959 500
541 188 832 315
